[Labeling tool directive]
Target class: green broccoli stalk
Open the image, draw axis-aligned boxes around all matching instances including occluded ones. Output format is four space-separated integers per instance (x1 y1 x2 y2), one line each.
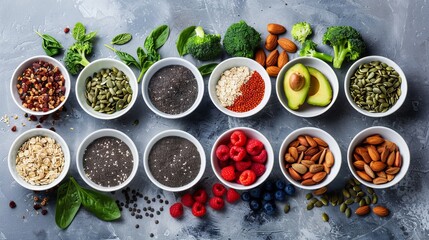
291 22 312 43
65 41 91 75
223 20 261 58
299 40 333 63
322 26 365 68
186 26 222 61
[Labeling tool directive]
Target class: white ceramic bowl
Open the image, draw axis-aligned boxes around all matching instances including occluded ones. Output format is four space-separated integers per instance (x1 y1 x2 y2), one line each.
347 126 410 189
279 127 341 190
10 55 71 116
141 57 204 119
276 57 339 118
211 127 274 190
8 128 71 191
76 129 139 192
344 55 408 117
76 58 138 120
143 129 206 192
208 57 271 118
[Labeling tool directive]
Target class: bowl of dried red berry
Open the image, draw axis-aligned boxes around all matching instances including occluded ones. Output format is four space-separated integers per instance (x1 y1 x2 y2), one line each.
211 127 274 190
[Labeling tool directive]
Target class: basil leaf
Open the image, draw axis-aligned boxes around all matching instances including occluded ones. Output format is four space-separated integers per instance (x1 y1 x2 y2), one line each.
81 31 97 42
72 22 86 41
36 31 63 57
144 35 156 53
55 178 81 229
105 44 141 69
198 63 218 76
176 26 196 56
111 33 132 45
136 47 147 66
144 25 169 51
137 60 154 83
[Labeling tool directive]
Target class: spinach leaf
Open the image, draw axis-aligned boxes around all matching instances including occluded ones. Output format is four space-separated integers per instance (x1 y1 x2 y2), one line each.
137 60 154 83
144 35 156 53
145 25 169 50
111 33 132 45
55 178 81 229
81 31 97 42
198 63 218 76
72 22 86 41
136 47 147 66
35 31 63 57
176 26 196 56
104 44 141 69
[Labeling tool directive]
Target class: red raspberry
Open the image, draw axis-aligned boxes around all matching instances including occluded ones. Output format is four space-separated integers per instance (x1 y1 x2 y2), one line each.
246 139 264 156
251 163 266 177
212 183 227 197
226 188 240 203
235 159 252 172
235 171 243 184
169 202 184 218
251 149 267 163
192 202 206 217
230 130 247 147
209 196 225 210
181 193 194 208
239 170 257 186
219 159 231 169
216 144 230 161
193 189 208 204
220 165 236 182
229 146 247 161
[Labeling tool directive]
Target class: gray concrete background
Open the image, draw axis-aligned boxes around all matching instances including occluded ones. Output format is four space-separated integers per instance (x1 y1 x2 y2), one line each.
0 0 428 239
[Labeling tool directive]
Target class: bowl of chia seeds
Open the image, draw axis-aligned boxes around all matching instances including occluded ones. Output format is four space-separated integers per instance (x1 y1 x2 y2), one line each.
143 129 206 192
76 129 139 192
75 58 138 120
142 57 204 119
345 55 407 117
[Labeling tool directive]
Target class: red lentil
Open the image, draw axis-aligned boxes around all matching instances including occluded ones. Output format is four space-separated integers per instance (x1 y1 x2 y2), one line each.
227 71 265 112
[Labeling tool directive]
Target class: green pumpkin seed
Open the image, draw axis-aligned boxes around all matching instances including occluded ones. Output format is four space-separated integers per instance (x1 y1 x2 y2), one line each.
306 193 313 200
372 194 378 204
284 204 290 214
315 201 323 208
345 208 351 218
322 213 329 222
307 202 314 210
342 189 350 198
345 198 354 205
340 203 347 213
359 199 366 207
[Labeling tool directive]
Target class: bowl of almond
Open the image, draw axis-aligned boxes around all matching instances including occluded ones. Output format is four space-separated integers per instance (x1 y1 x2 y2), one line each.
279 127 341 190
347 126 410 189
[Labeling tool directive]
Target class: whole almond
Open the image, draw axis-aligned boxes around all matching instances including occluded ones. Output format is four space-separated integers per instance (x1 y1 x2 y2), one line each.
364 164 376 179
301 179 317 186
288 147 298 160
313 137 328 147
267 23 286 35
357 171 373 182
355 146 368 156
305 147 319 156
313 187 328 196
312 172 327 183
297 145 308 153
265 34 278 51
373 206 389 217
266 49 279 67
278 38 297 53
277 51 289 68
361 152 372 164
310 150 323 162
353 153 364 162
288 167 302 181
301 160 314 168
364 135 385 145
289 140 300 148
266 66 280 77
387 151 395 166
284 153 296 163
325 150 334 167
394 151 402 167
309 164 324 173
370 161 386 172
377 171 387 178
303 155 312 160
292 163 307 175
302 171 315 180
353 160 366 170
318 148 327 165
385 167 400 175
380 147 389 162
254 48 266 67
373 177 388 185
297 151 304 163
355 205 370 216
367 145 380 161
323 163 331 174
387 174 395 181
298 136 309 146
384 140 398 152
305 135 318 147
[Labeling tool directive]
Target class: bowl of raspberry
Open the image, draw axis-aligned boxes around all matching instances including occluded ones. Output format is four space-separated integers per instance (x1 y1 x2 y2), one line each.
211 127 274 190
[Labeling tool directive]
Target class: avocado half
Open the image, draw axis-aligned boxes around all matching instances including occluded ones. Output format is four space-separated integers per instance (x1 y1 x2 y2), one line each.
283 63 311 110
306 66 333 107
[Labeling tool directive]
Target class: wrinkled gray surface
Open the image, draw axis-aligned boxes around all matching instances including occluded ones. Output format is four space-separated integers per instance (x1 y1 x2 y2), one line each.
1 0 428 239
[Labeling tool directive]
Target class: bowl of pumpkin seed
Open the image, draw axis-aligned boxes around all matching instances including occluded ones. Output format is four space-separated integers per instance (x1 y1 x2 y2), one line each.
76 58 138 120
344 55 407 117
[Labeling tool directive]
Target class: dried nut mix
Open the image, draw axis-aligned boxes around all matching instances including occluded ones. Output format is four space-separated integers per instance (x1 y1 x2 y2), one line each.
85 67 132 114
16 60 66 112
284 135 334 186
352 134 402 185
16 136 65 185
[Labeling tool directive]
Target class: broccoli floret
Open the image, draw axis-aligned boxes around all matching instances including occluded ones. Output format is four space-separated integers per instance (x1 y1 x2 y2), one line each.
223 20 261 58
299 40 333 62
291 22 312 43
322 26 366 68
65 41 91 75
186 26 222 61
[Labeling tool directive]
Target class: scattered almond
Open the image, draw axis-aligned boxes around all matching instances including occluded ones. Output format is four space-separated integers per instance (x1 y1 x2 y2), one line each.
265 34 278 51
373 206 389 217
277 51 289 68
278 38 297 53
267 23 286 35
266 66 280 77
266 49 279 67
254 48 266 67
288 167 302 181
312 187 328 196
355 205 370 216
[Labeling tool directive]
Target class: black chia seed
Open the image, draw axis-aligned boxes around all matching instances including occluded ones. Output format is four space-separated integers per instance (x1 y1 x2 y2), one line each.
149 136 200 188
148 65 198 115
83 137 133 187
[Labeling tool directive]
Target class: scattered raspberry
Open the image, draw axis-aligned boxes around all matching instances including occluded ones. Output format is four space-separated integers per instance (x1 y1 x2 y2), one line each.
64 27 70 33
9 201 16 209
192 202 206 217
235 159 252 172
226 188 240 203
220 165 236 182
251 149 267 163
216 145 230 161
229 146 247 161
169 203 184 218
246 139 264 156
193 189 208 204
181 193 194 208
239 170 257 186
230 130 247 147
209 197 225 210
212 183 227 197
11 126 17 132
251 163 266 177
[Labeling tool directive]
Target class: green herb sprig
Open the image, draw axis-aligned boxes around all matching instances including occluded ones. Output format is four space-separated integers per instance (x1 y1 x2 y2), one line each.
35 31 63 56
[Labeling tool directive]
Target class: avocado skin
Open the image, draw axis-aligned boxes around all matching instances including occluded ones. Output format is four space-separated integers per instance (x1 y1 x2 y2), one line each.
283 63 311 110
306 67 332 107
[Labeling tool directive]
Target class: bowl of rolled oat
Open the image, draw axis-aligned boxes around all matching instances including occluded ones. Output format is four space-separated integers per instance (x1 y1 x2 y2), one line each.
208 57 271 118
8 128 70 191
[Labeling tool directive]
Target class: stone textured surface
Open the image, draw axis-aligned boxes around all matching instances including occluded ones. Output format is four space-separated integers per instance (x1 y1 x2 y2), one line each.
1 0 428 239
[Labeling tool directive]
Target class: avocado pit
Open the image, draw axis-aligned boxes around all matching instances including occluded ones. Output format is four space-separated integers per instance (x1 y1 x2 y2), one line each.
289 72 305 91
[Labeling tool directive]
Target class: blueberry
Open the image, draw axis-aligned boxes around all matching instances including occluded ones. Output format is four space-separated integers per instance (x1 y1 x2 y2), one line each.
264 181 275 192
241 192 251 202
284 183 296 196
249 200 261 211
275 190 286 201
263 202 275 215
263 192 273 201
250 188 262 199
275 180 286 190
